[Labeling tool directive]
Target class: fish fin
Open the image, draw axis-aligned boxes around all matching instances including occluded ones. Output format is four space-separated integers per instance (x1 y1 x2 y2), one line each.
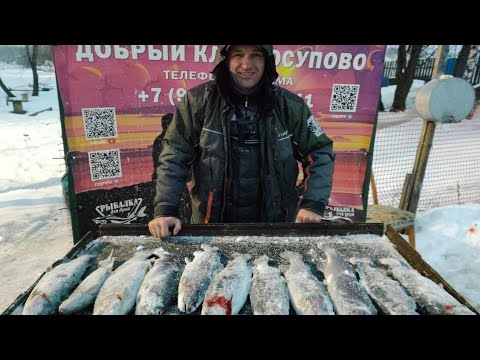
99 249 115 268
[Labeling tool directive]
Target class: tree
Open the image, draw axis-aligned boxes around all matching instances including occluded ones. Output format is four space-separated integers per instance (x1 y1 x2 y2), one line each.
0 77 14 98
454 45 471 78
25 45 39 96
390 45 422 112
463 45 479 83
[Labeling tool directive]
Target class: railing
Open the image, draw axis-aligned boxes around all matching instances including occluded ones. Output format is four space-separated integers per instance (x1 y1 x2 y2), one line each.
383 56 480 85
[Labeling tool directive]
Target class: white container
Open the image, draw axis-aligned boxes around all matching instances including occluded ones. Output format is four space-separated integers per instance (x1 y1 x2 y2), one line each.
415 76 475 123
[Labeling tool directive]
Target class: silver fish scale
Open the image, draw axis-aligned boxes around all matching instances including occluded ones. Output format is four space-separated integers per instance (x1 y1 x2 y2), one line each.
23 255 94 315
281 251 335 315
380 258 475 315
178 245 224 314
201 254 252 315
320 247 377 315
351 258 418 315
93 253 151 315
136 253 183 315
59 254 114 315
250 256 290 315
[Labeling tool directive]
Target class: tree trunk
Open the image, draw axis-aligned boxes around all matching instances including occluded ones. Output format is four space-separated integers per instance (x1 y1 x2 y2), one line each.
464 45 479 83
26 45 39 96
454 45 471 77
0 77 15 97
390 45 422 112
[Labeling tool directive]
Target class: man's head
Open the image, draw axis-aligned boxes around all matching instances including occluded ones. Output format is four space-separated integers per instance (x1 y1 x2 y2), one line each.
211 45 278 109
226 45 265 95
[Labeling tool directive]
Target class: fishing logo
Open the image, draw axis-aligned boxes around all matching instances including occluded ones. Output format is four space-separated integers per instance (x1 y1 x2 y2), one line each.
93 198 147 225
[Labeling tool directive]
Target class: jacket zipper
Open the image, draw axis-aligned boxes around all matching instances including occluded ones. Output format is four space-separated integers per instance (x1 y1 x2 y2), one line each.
220 105 231 220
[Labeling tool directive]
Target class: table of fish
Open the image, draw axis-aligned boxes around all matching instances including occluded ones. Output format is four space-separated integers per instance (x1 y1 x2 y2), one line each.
17 235 476 315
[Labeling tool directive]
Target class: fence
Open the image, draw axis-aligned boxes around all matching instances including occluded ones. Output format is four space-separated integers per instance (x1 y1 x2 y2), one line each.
384 56 480 85
370 109 480 212
384 58 435 82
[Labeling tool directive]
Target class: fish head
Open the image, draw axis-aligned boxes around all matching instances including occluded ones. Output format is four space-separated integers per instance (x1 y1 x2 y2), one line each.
24 290 57 315
279 251 303 264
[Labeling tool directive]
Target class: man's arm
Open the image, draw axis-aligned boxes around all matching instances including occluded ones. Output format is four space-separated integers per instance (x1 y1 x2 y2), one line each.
298 140 334 216
150 93 196 236
287 96 335 218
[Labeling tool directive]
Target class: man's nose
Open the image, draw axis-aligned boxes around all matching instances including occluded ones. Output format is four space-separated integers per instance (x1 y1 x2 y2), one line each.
240 56 253 69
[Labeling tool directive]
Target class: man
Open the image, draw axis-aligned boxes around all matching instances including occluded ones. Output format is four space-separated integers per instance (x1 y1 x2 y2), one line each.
149 45 334 238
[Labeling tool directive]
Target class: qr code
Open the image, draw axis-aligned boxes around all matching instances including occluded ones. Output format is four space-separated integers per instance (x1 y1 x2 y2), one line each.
82 107 118 140
88 149 122 181
330 84 360 112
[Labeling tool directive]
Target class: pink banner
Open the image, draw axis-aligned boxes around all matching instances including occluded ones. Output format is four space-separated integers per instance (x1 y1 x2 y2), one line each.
55 45 385 221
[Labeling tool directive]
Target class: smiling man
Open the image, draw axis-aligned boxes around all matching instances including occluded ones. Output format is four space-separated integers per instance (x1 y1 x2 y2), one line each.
149 45 335 238
227 45 265 94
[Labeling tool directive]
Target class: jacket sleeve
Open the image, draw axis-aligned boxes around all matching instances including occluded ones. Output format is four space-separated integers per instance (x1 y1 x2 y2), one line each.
153 92 198 218
287 98 335 216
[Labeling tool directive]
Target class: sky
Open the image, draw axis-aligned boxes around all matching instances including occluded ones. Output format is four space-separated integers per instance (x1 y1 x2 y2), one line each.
0 61 479 314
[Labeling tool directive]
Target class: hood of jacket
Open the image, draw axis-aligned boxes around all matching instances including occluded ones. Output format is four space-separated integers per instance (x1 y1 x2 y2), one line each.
211 45 278 83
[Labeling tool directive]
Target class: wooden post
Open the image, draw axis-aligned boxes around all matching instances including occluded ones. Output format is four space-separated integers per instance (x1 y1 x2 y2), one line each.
399 173 412 210
400 45 450 213
11 99 25 114
406 121 437 213
431 45 450 79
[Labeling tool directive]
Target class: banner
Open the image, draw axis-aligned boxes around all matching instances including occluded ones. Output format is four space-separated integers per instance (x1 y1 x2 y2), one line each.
54 45 386 240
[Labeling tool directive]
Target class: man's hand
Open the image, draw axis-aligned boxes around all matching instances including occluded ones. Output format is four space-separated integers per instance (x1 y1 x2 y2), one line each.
148 216 182 238
295 208 323 223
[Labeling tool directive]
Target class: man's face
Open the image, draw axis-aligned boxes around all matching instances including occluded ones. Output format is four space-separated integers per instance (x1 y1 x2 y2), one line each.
227 45 265 95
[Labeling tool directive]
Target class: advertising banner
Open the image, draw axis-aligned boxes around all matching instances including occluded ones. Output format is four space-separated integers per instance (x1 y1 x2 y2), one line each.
54 45 385 239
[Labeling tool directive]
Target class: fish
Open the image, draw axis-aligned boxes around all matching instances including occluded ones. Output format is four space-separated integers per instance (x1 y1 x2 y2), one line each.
23 254 94 315
250 255 290 315
379 258 475 315
178 244 224 314
201 253 252 315
317 246 377 315
349 257 418 315
280 251 335 315
135 249 183 315
93 249 153 315
59 250 115 315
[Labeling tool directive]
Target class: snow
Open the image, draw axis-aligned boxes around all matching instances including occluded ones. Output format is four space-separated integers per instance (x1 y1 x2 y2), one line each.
0 62 73 312
1 60 480 314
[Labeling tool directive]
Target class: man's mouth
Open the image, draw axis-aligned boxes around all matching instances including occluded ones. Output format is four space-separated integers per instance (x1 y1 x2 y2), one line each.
238 72 255 78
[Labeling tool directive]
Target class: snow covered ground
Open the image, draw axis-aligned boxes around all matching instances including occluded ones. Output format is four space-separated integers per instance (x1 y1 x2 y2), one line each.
0 62 73 312
0 62 479 313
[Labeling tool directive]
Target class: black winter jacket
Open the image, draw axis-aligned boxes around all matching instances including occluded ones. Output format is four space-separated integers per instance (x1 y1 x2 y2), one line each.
153 81 334 223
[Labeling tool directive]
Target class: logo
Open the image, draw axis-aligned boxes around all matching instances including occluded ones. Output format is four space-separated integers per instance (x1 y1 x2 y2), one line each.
306 115 324 137
93 198 147 225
